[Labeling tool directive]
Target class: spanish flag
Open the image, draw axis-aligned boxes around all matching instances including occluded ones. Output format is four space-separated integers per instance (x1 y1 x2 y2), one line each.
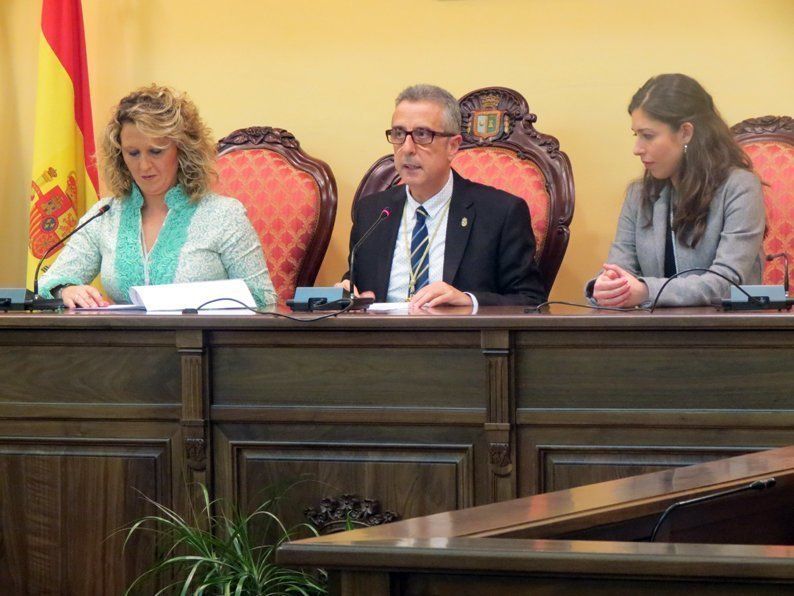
27 0 98 288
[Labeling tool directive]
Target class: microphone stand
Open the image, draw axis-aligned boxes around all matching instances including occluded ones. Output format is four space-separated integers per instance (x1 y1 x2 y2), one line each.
766 252 790 295
649 477 776 542
29 204 111 309
346 207 391 309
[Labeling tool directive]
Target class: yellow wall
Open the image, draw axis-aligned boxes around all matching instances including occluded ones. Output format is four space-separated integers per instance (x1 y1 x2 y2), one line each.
2 0 792 301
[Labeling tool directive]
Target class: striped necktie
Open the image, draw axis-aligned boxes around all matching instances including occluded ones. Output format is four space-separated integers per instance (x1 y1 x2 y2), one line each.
410 205 429 296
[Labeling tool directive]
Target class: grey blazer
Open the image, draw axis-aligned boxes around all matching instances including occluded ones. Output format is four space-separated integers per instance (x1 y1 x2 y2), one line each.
587 168 765 306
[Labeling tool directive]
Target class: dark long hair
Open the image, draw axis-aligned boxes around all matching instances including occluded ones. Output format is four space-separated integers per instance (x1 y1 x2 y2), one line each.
629 74 753 247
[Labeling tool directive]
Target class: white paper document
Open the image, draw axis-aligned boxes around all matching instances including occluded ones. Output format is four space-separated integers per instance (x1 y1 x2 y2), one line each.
129 279 256 312
78 279 256 314
367 302 410 313
99 303 146 310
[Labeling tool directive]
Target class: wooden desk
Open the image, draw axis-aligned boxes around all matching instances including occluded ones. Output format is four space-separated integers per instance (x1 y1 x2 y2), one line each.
277 446 794 595
1 307 793 591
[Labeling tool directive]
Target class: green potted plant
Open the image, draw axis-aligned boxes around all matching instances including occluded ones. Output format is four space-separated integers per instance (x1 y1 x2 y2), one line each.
123 484 326 595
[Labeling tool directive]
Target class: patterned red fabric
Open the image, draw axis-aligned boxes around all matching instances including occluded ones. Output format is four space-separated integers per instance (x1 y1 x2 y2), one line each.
742 141 794 285
452 147 551 258
214 149 321 303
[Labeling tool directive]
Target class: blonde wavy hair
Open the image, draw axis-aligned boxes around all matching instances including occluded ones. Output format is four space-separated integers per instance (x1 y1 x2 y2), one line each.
100 84 216 201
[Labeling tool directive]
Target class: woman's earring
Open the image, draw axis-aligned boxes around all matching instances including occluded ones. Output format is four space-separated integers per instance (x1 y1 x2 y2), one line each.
683 143 688 155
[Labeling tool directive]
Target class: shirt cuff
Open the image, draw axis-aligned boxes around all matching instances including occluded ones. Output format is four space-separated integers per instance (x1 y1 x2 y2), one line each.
464 292 479 314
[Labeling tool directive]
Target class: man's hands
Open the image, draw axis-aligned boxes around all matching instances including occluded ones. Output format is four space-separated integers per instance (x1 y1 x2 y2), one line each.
334 280 376 301
335 280 472 309
60 285 109 308
408 281 472 308
592 264 649 307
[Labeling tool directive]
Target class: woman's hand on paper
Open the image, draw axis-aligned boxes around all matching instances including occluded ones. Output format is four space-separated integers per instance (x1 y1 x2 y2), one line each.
61 285 109 308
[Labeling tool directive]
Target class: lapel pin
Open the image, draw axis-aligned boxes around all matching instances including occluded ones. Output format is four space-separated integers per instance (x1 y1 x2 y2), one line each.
461 217 468 228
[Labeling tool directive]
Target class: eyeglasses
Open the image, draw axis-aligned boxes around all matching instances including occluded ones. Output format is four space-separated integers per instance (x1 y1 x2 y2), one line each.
385 127 457 145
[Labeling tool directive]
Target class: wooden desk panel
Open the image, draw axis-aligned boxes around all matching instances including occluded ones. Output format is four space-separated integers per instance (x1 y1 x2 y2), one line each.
1 307 793 592
278 447 794 595
212 345 486 408
515 328 794 409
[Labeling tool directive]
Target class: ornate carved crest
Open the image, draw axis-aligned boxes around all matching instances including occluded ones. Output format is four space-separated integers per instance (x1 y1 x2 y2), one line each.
459 87 562 156
184 436 206 471
304 494 400 534
489 442 512 469
467 92 510 141
731 115 794 136
461 88 524 144
217 126 300 151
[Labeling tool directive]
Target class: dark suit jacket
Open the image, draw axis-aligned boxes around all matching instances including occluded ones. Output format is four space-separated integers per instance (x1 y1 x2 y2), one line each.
345 171 547 306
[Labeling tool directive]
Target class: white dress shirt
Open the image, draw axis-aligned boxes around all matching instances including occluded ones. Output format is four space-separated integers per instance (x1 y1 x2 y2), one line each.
386 173 478 307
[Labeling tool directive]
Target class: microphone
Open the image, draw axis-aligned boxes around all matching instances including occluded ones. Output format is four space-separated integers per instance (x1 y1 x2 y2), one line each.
32 204 110 299
649 477 776 542
346 207 391 309
766 253 789 295
718 252 794 310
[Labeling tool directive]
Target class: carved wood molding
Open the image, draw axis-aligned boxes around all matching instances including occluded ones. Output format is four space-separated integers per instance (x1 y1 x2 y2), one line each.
459 87 526 145
730 115 794 137
177 331 209 476
217 126 300 151
183 433 207 472
482 330 515 495
458 87 562 156
489 442 511 470
305 494 400 535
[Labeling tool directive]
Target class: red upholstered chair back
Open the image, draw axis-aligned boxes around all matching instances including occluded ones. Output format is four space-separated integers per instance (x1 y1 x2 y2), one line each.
353 87 574 292
732 116 794 286
214 127 337 303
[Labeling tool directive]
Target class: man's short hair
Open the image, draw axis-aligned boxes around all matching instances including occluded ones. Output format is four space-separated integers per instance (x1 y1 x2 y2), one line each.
395 84 462 134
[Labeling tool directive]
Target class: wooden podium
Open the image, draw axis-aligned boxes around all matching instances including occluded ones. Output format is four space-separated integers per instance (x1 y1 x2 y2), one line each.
2 307 794 592
277 446 794 595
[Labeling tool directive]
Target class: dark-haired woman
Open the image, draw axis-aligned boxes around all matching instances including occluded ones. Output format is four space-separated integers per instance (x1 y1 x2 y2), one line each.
587 73 765 307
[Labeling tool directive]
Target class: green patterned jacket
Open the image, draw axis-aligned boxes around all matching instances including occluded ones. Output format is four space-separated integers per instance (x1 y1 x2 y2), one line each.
38 184 277 307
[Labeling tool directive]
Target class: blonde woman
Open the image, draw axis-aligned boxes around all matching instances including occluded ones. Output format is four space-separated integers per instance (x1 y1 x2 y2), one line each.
39 85 276 308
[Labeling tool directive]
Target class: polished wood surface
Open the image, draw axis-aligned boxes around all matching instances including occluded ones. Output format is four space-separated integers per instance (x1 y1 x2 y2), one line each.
1 306 793 592
278 447 794 595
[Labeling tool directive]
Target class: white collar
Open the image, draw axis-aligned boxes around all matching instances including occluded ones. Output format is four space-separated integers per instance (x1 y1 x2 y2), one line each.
405 171 454 218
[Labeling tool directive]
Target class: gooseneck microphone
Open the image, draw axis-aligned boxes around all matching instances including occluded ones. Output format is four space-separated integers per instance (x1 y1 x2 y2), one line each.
649 477 776 542
346 207 391 307
32 204 111 298
766 253 790 294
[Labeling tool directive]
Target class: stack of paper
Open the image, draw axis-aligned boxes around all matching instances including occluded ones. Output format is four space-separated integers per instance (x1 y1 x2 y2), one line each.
80 279 256 314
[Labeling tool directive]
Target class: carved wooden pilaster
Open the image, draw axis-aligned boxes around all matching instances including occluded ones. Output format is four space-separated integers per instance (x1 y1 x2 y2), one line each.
176 330 210 512
482 329 515 502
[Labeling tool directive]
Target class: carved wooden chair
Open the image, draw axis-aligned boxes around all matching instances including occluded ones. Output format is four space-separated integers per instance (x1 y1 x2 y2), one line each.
214 127 337 303
732 116 794 286
353 87 575 292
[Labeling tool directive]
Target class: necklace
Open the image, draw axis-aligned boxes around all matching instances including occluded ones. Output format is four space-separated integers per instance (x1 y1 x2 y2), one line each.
403 198 452 298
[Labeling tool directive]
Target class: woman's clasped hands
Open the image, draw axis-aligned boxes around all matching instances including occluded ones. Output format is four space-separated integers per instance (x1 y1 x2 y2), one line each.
592 264 649 308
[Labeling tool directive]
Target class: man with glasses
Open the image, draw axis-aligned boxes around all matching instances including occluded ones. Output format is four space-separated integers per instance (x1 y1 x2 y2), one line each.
342 84 547 308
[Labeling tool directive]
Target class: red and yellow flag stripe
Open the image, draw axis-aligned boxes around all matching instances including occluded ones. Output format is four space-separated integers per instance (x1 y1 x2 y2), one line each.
27 0 98 288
